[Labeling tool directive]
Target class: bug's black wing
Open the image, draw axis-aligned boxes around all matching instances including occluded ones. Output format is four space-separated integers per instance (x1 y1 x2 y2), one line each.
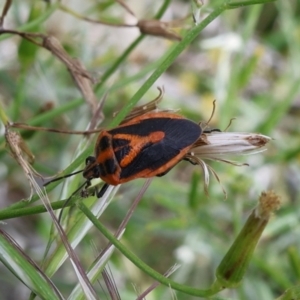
117 118 201 179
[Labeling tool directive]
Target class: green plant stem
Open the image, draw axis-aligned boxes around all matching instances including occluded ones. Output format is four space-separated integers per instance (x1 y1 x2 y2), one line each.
78 201 223 297
94 0 172 93
227 0 277 8
110 0 277 129
0 98 84 148
0 200 67 221
110 3 226 127
0 98 10 125
94 35 144 94
0 147 92 212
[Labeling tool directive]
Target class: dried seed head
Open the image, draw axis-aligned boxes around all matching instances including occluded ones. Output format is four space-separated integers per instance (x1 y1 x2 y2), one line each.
256 190 281 219
191 132 271 157
185 132 272 195
138 19 182 41
5 127 42 198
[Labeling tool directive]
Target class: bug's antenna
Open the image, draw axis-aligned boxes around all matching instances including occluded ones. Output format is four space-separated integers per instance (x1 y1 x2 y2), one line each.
43 169 85 186
58 180 90 223
224 118 236 131
200 100 216 131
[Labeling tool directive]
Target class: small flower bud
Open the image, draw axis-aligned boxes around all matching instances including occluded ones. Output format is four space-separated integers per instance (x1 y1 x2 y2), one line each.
214 191 281 288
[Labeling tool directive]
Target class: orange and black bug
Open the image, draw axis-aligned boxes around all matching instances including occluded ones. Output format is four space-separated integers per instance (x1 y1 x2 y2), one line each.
44 97 220 200
81 111 202 197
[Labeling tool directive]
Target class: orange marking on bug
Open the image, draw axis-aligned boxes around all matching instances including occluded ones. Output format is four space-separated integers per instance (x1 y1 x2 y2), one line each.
118 131 165 168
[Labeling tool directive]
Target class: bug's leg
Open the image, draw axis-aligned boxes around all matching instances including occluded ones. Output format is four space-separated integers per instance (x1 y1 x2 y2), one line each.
203 128 221 133
183 157 198 165
97 183 109 198
80 180 92 198
86 180 91 188
158 156 200 174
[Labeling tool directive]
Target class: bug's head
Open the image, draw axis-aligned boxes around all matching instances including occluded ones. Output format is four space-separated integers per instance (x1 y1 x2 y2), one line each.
82 156 101 180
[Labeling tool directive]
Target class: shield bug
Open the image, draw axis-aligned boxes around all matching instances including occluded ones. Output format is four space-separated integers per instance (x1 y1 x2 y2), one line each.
82 111 202 197
44 91 203 199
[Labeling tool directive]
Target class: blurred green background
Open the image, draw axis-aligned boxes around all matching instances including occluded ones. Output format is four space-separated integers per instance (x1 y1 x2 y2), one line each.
0 0 299 299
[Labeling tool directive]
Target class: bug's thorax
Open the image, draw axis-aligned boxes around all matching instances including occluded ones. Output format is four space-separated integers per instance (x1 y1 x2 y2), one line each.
91 131 122 185
92 129 167 185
